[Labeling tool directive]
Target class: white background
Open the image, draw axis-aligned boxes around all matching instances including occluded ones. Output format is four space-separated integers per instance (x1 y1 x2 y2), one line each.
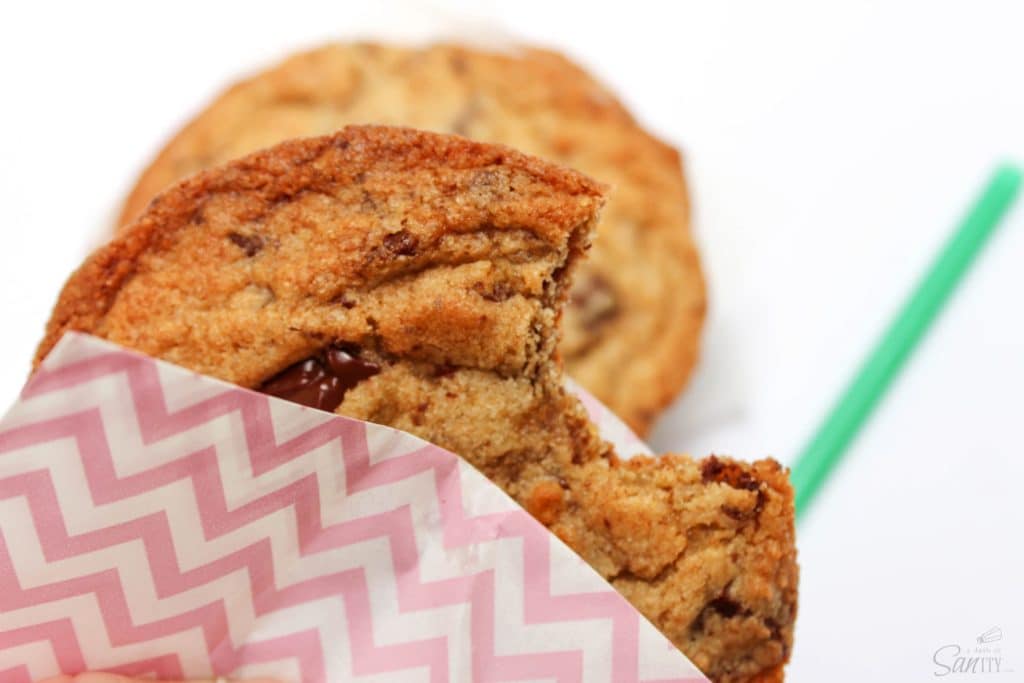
2 1 1023 680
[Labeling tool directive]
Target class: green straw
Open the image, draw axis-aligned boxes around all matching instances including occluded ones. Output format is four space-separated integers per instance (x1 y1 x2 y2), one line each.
792 164 1022 519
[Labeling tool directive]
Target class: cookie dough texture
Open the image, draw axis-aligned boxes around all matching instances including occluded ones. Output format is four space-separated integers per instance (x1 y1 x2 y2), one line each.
115 42 706 436
41 127 794 682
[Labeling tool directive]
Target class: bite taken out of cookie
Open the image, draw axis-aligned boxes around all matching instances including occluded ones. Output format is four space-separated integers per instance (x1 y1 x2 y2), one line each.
39 126 795 683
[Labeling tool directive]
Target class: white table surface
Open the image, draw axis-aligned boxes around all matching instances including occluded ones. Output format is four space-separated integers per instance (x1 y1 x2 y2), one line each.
3 2 1023 680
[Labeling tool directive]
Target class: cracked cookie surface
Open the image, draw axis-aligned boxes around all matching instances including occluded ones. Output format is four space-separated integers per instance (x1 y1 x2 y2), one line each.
41 126 794 682
115 42 706 435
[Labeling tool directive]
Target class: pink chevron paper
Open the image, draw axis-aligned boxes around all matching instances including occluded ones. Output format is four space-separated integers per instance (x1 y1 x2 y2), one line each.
0 333 707 683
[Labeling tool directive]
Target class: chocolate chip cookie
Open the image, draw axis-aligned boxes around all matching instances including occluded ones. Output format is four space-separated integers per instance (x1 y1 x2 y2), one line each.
115 42 706 436
40 127 794 682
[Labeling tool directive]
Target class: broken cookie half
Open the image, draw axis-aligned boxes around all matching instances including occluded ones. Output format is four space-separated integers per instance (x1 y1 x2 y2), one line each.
37 126 796 683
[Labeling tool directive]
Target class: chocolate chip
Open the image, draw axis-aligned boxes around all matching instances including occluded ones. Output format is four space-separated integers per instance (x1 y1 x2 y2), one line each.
324 346 381 384
382 230 418 257
569 273 619 333
692 594 748 633
701 456 760 490
259 345 381 412
707 597 743 619
227 232 264 257
700 457 722 483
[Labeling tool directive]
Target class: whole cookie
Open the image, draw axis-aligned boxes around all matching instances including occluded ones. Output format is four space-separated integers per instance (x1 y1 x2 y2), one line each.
44 127 795 682
117 43 705 435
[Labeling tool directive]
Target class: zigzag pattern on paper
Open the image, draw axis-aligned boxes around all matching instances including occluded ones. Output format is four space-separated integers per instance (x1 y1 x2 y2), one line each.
0 334 705 683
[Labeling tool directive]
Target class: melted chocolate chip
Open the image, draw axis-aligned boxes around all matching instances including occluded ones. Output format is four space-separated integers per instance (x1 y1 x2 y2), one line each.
324 347 380 384
707 596 743 619
260 345 381 412
228 231 264 257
